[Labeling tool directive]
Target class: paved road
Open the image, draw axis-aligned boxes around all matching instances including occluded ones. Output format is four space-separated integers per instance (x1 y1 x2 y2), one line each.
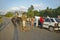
0 17 60 40
0 17 10 31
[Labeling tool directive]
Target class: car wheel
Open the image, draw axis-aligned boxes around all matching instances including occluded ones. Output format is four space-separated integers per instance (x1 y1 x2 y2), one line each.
49 27 54 32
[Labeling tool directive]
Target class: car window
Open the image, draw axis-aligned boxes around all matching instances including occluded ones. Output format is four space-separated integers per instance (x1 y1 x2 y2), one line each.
45 18 50 22
55 18 60 22
50 19 54 22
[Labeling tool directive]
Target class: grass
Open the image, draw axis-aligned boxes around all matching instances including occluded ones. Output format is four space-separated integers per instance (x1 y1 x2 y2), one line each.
0 18 3 28
0 16 2 28
0 26 1 28
0 19 3 23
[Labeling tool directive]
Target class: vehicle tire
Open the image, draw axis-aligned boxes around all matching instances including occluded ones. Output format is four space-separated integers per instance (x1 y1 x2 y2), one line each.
49 27 54 32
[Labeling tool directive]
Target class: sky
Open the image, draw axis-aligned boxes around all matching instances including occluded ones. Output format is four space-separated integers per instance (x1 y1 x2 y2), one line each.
0 0 60 14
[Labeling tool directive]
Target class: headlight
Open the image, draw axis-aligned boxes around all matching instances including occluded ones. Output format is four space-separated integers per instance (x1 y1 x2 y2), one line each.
54 23 58 27
58 23 60 27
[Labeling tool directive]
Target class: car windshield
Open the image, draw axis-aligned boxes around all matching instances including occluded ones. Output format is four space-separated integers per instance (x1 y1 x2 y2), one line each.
50 19 54 22
45 18 50 22
55 18 60 22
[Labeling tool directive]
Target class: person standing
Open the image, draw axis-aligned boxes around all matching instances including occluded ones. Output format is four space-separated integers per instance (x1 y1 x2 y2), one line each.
11 12 19 40
39 16 44 29
11 12 19 27
22 12 27 30
31 17 35 28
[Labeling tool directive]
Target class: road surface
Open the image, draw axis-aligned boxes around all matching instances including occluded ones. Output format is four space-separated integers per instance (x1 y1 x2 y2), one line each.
0 17 60 40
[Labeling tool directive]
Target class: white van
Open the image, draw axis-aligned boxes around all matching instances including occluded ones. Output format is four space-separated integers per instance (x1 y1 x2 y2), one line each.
43 18 60 31
35 16 60 32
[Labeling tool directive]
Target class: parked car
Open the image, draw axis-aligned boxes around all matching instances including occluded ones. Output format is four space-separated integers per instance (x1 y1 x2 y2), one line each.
42 18 60 31
35 16 60 32
55 18 60 22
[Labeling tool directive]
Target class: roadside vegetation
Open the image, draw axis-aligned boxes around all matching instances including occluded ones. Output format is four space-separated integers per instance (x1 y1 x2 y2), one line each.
0 16 3 23
27 5 60 18
3 5 60 18
0 16 3 28
5 12 14 18
0 5 60 24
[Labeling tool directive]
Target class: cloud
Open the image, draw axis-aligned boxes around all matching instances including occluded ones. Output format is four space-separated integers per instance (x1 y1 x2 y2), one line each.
7 6 27 12
20 6 28 11
7 7 19 12
0 10 6 15
20 6 27 9
33 3 43 7
6 3 46 13
33 3 46 10
11 7 19 10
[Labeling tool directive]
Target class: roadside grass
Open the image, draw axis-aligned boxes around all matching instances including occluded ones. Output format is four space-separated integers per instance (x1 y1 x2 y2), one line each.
0 16 2 28
0 17 3 28
0 26 1 28
5 16 13 19
0 18 3 23
0 19 2 28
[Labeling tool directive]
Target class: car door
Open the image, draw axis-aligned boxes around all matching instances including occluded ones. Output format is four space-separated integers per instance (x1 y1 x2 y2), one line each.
50 18 55 26
43 18 51 28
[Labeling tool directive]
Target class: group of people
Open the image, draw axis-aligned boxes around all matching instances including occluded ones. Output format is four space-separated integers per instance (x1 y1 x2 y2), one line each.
11 12 44 31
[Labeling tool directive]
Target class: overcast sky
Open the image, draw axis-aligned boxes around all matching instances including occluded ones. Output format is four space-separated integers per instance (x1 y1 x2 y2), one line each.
0 0 60 12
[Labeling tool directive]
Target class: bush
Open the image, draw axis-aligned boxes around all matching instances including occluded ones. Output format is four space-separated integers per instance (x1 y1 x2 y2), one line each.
5 12 13 17
0 16 2 19
0 18 3 23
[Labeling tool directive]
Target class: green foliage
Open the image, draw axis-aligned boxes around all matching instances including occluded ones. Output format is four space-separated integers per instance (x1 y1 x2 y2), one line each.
0 15 3 23
34 10 39 16
0 19 2 23
39 6 60 17
0 16 2 19
27 5 60 18
27 5 34 17
28 5 34 12
5 12 13 17
0 16 2 23
39 10 45 17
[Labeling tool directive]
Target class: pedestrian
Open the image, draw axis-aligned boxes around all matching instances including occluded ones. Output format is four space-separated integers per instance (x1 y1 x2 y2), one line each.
39 16 44 29
11 16 17 27
31 17 35 28
11 12 19 40
34 18 36 27
27 18 30 27
15 12 21 26
11 12 19 27
22 12 27 30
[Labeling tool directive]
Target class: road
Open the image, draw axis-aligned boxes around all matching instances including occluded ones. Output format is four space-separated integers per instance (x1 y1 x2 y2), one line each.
0 17 10 31
0 17 60 40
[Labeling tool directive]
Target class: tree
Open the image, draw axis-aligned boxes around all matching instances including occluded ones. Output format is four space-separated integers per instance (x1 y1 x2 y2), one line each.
5 12 14 17
34 10 39 16
38 7 53 17
44 7 53 17
39 10 45 17
27 6 60 18
27 5 34 17
46 7 49 10
52 6 60 17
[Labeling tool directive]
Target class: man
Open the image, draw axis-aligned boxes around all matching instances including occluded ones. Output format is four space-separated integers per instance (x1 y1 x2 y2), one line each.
22 12 27 29
11 12 20 27
11 12 19 40
39 16 44 29
11 16 17 27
